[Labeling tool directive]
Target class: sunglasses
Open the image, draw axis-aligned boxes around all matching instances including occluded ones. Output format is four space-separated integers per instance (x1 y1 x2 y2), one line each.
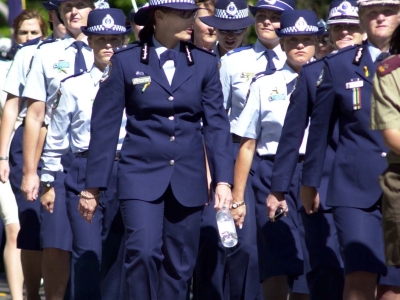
318 36 330 44
168 10 198 19
218 28 246 34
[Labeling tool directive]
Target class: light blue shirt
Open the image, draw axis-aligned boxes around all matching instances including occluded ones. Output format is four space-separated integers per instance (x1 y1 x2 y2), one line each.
367 40 388 63
152 36 180 85
41 66 127 182
233 62 308 156
22 34 93 124
3 39 43 118
219 40 286 132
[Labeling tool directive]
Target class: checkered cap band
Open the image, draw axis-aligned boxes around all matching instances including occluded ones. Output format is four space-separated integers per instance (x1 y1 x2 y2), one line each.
280 25 319 34
357 0 400 5
214 7 249 19
149 0 195 5
87 24 126 32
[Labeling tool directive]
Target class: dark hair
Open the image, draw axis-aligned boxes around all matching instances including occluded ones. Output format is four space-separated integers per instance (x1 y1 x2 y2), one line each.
13 9 48 39
195 0 216 14
389 24 400 55
138 10 156 42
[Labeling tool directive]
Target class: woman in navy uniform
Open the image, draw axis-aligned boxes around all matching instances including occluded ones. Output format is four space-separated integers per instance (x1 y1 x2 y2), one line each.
266 1 364 299
79 0 234 299
232 10 323 300
301 0 400 299
40 8 130 299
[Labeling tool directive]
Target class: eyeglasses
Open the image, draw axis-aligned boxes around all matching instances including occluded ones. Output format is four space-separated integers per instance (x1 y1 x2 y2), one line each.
218 28 246 34
168 10 198 19
318 36 330 44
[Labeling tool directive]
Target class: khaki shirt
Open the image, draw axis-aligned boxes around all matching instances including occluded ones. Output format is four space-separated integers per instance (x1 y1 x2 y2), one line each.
371 55 400 164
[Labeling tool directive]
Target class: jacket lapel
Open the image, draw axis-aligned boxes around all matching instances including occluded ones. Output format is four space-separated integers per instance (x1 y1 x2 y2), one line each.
171 43 194 93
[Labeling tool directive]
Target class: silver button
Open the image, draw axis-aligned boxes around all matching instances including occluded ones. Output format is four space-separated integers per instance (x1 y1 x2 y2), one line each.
168 116 174 121
170 136 175 142
381 152 387 158
168 96 174 101
169 160 175 166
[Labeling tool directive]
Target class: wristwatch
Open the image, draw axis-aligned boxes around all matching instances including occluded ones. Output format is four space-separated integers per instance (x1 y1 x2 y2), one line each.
40 181 55 188
231 201 245 209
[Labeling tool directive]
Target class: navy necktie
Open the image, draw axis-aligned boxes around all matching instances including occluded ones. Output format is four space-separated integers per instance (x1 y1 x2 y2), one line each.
375 52 389 67
160 49 178 67
264 49 277 75
73 41 86 73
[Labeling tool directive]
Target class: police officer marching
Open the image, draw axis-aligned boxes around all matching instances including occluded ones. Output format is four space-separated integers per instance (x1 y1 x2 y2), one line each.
78 0 234 299
301 0 400 299
232 9 324 300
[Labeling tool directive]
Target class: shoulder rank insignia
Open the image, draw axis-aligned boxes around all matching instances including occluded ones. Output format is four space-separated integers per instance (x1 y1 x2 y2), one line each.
18 37 42 49
352 46 364 66
316 68 324 86
377 55 400 76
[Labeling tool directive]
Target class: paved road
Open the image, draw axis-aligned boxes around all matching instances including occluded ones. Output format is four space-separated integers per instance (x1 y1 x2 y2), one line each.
0 273 45 300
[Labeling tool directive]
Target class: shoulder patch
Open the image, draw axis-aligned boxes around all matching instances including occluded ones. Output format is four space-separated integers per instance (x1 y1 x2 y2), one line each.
37 38 58 49
17 37 42 49
227 44 253 56
316 68 324 86
100 62 112 83
377 55 400 76
113 41 141 54
324 44 359 60
60 70 86 83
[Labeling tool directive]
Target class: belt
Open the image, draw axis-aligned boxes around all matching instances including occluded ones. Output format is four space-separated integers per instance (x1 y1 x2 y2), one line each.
21 117 47 127
232 133 242 144
77 150 121 161
260 154 305 163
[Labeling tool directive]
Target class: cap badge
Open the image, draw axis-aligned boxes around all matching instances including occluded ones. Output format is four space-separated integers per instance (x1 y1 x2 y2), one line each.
265 0 277 4
226 2 238 16
294 17 308 31
338 1 351 14
102 14 114 29
95 0 110 9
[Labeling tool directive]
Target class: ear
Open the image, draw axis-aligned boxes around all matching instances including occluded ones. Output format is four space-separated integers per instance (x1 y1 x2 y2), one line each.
154 9 165 24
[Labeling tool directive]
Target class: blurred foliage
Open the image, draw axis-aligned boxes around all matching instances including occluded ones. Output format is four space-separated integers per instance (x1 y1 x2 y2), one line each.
0 0 331 43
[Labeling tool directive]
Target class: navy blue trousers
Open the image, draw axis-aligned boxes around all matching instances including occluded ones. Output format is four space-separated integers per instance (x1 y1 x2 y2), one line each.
9 124 41 250
120 185 203 300
64 155 124 300
194 142 262 300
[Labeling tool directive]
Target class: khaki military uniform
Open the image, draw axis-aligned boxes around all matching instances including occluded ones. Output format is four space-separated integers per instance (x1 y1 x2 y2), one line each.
371 54 400 266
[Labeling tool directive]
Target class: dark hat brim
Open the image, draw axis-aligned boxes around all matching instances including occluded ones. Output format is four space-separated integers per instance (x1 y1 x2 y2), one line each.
42 1 59 10
134 3 199 26
248 5 285 16
81 26 132 36
199 16 254 30
276 27 325 38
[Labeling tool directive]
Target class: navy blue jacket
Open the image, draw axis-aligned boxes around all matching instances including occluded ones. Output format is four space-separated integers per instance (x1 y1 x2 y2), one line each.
270 58 339 211
302 43 388 208
85 40 234 207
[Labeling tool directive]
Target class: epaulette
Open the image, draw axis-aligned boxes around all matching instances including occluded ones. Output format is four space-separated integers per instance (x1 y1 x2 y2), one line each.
187 42 216 56
60 70 86 83
37 38 58 49
227 44 253 56
17 37 42 49
377 55 400 76
113 41 141 54
324 44 359 60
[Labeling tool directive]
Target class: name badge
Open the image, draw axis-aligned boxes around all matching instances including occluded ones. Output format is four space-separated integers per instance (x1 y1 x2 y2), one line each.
346 80 363 89
240 72 255 80
132 76 151 85
57 61 70 69
269 94 286 101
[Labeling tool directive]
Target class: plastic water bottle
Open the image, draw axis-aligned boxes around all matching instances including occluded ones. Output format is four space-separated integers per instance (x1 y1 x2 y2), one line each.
216 207 238 248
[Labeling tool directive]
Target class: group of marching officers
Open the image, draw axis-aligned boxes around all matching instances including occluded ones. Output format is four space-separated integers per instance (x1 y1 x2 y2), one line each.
0 0 400 299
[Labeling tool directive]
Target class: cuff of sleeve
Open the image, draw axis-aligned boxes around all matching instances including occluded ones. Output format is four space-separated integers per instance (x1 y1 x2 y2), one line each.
41 171 55 182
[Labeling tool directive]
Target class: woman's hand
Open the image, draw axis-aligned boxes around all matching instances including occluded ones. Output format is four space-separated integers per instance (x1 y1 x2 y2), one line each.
214 183 233 210
0 160 10 183
41 186 56 213
231 188 246 229
78 188 100 223
266 191 288 222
